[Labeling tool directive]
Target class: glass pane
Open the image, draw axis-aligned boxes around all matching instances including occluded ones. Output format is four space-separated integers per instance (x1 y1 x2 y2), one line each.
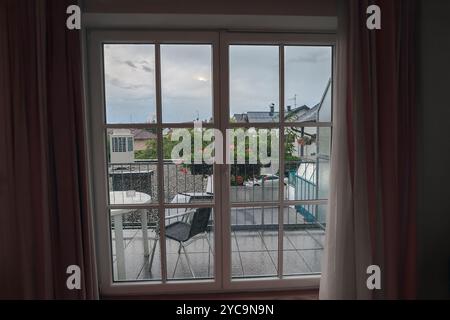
230 45 279 123
284 127 331 201
161 45 213 123
162 128 214 204
165 207 214 281
106 128 158 204
228 128 280 203
231 206 278 279
111 209 160 281
283 205 326 276
104 44 156 124
284 46 332 123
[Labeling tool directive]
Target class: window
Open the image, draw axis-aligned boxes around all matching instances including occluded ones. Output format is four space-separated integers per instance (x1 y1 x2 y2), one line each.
88 31 334 295
127 137 133 152
111 137 129 153
112 137 118 153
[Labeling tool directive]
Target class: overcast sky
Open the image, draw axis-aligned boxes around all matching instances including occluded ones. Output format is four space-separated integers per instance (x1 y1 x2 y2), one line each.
104 44 331 124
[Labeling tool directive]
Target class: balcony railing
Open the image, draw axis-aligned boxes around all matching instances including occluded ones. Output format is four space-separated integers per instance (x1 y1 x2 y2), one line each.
108 160 325 231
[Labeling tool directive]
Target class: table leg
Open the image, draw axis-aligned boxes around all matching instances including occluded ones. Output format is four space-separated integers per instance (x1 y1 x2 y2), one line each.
141 211 150 256
114 215 126 280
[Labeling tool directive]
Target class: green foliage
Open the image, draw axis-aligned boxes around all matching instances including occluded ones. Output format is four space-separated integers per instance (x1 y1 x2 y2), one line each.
134 127 306 181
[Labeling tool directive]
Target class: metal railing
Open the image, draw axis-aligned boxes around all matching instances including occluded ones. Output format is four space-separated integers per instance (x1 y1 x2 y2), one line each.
109 160 325 231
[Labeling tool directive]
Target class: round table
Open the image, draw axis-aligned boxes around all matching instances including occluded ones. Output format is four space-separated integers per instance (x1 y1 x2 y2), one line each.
110 191 151 279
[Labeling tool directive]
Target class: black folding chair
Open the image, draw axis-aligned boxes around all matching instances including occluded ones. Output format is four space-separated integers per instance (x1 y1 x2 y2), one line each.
148 208 213 278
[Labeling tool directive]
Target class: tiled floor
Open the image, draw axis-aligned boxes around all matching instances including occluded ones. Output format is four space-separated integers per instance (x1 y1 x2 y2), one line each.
112 228 325 281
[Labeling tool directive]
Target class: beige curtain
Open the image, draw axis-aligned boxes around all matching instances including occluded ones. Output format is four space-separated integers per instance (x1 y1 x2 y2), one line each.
319 0 373 300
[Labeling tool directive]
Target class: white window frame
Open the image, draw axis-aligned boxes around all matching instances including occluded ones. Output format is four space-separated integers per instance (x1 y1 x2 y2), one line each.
86 30 335 296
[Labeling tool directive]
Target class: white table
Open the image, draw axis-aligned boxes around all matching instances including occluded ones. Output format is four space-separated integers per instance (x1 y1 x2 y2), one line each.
110 191 151 280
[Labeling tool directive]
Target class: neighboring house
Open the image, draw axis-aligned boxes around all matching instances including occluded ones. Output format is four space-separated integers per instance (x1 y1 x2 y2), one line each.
285 104 310 121
287 78 332 124
231 84 329 124
130 129 156 151
231 78 332 161
233 104 280 123
232 113 247 123
290 78 332 160
288 79 332 215
108 128 157 164
109 129 134 164
246 111 279 123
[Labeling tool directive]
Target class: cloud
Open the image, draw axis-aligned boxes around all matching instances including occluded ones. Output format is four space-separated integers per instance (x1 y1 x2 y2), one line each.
287 47 331 64
142 65 153 73
124 60 138 68
106 76 146 90
104 44 331 123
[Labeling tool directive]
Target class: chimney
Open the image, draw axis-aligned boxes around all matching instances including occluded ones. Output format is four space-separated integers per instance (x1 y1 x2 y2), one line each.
287 105 292 112
269 103 275 115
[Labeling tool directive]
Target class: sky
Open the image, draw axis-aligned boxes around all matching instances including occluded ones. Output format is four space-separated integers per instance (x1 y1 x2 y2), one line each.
103 44 331 124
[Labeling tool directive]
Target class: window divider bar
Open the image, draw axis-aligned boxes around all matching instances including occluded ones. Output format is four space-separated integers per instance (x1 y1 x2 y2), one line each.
219 30 232 288
229 202 280 208
159 123 216 129
105 123 158 129
106 203 221 210
107 204 160 210
284 200 328 206
103 123 217 129
277 44 285 279
163 203 215 209
285 122 332 128
155 43 168 283
227 122 281 129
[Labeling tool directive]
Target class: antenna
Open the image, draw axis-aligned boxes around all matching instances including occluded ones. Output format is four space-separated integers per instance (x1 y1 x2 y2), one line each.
288 94 297 109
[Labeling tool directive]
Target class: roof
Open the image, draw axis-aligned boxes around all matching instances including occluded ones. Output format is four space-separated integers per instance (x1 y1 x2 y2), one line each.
130 129 157 140
293 103 320 122
285 105 310 121
232 113 248 123
246 112 279 123
234 105 312 123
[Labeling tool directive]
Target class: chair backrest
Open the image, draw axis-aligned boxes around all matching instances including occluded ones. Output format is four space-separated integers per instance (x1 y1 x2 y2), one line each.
188 208 212 239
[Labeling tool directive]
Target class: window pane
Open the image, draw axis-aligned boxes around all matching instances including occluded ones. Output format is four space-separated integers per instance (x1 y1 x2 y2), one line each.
104 44 156 124
283 206 326 276
127 137 133 152
285 127 331 201
161 45 213 123
112 137 118 152
107 128 159 204
165 207 214 281
229 128 280 203
111 209 160 281
231 206 278 279
162 128 214 204
284 46 332 123
230 45 279 123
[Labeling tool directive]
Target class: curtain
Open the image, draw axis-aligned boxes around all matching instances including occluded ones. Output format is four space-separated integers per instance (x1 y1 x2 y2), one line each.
320 0 417 300
0 0 98 299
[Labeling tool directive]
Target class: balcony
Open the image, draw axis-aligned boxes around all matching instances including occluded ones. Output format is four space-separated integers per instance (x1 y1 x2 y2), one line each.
108 161 326 281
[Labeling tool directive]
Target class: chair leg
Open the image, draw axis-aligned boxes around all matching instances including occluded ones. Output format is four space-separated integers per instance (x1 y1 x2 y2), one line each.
148 237 159 274
172 242 182 278
204 232 213 277
182 244 196 278
204 232 214 256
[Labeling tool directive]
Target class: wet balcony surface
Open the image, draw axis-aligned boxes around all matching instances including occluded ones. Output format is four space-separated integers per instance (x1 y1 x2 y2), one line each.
112 228 325 281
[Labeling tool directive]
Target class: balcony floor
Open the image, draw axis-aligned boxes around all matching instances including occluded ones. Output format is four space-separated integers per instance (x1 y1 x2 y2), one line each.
112 228 325 281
